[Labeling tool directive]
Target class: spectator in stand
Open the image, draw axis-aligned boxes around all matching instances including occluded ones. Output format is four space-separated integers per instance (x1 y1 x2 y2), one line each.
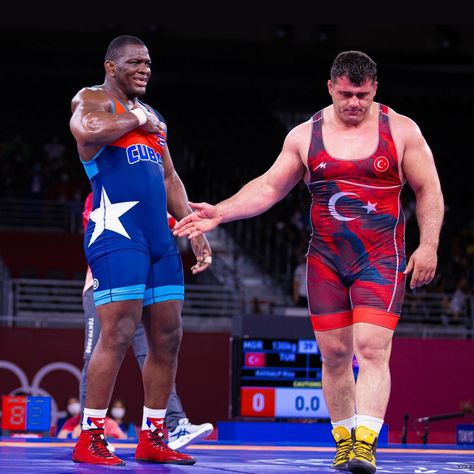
53 172 74 203
58 413 127 440
29 162 44 200
43 135 66 172
444 276 470 325
108 398 137 439
56 397 81 434
56 396 81 435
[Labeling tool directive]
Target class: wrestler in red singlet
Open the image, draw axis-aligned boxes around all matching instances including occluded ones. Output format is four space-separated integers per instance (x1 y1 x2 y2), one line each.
307 104 405 331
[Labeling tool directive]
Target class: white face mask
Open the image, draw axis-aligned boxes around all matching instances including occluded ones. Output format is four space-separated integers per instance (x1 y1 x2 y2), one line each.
67 402 81 416
111 407 125 420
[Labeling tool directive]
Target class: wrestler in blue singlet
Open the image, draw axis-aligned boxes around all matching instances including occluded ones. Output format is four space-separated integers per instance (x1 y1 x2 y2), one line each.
81 90 184 307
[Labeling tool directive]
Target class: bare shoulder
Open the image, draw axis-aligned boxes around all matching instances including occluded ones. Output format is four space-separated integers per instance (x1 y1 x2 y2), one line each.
387 106 424 142
71 86 112 112
285 118 313 148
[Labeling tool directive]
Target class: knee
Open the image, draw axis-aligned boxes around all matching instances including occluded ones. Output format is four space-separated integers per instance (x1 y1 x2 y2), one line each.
152 327 183 359
163 327 183 354
354 338 391 365
100 323 136 354
320 344 353 369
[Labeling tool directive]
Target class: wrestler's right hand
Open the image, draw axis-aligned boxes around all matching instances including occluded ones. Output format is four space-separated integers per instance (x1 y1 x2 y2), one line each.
132 105 166 134
173 202 222 239
142 108 166 134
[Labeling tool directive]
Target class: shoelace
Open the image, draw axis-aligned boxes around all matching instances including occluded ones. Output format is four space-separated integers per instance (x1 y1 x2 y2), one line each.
150 429 168 447
354 440 374 462
90 431 114 458
333 437 352 464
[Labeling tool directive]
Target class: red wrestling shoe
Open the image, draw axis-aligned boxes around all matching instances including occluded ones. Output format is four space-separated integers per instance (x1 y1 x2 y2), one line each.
136 429 197 464
72 429 125 466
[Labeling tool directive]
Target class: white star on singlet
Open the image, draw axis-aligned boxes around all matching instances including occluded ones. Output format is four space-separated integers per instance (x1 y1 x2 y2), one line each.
88 187 139 246
361 201 378 214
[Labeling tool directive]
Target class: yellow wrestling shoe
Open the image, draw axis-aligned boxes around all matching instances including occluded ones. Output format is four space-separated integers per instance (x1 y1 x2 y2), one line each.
331 426 354 471
348 426 378 474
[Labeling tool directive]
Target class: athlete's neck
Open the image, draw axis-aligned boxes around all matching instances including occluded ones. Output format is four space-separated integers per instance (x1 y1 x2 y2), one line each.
102 82 139 108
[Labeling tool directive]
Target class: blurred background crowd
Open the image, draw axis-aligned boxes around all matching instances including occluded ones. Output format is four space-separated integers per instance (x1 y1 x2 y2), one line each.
0 24 472 308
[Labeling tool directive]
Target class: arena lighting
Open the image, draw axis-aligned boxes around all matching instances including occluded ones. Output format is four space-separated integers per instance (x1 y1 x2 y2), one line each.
271 25 295 42
435 25 459 53
312 25 336 44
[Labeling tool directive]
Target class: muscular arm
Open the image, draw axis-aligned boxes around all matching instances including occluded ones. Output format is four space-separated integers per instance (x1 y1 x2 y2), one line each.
401 118 444 250
163 144 212 273
69 88 143 160
400 116 444 288
70 88 164 163
173 126 307 238
215 129 306 223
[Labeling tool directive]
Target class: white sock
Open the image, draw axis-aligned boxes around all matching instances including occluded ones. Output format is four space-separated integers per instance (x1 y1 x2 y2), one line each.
82 408 107 430
142 406 167 431
356 414 384 435
331 416 356 432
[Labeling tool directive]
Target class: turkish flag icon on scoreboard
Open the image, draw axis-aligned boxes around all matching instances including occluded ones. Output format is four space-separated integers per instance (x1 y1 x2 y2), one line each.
245 352 266 367
240 387 275 417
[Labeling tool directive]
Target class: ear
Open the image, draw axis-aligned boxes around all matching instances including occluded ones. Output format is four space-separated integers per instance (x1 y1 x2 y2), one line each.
373 81 378 97
104 60 115 78
327 79 333 96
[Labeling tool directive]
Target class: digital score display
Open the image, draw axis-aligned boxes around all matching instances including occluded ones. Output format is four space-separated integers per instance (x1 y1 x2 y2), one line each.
1 395 51 433
232 338 331 420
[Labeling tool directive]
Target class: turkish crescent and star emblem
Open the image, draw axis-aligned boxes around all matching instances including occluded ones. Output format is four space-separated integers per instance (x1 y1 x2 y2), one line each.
374 156 389 172
328 192 378 222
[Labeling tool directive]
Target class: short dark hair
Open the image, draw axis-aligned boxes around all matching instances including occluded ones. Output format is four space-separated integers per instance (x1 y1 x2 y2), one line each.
105 35 146 61
330 51 377 86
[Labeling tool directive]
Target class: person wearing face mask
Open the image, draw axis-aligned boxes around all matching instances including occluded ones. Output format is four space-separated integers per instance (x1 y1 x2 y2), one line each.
109 398 137 438
56 396 81 435
57 410 127 440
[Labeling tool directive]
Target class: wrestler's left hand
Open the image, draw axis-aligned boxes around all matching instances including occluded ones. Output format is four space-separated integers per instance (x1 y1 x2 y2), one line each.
404 244 437 289
190 233 212 274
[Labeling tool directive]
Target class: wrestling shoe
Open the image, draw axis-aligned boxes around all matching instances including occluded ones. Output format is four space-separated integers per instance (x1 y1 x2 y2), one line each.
136 429 197 464
168 417 214 451
348 426 378 474
331 426 354 471
72 429 125 466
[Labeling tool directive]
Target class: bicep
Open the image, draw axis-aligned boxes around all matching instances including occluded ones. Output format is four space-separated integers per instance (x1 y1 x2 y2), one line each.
263 135 306 197
69 90 111 141
70 102 95 139
401 124 441 194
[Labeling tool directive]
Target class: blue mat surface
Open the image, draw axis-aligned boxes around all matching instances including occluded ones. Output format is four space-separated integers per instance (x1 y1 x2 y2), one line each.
1 437 473 473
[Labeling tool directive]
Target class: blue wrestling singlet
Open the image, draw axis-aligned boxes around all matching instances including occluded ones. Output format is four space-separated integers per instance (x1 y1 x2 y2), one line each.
81 90 184 307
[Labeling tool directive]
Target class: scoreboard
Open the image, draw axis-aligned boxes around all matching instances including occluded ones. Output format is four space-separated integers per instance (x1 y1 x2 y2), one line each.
230 314 359 421
1 395 51 434
232 337 331 419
